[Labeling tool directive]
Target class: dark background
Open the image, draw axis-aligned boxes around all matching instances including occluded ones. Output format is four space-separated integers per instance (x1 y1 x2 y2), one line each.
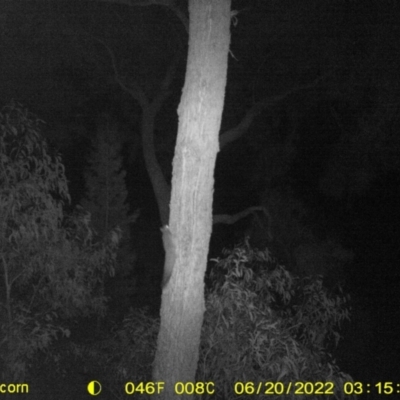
1 0 399 393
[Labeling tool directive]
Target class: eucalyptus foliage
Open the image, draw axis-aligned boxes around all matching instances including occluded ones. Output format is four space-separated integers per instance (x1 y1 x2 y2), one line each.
57 240 353 399
0 102 119 380
198 240 353 399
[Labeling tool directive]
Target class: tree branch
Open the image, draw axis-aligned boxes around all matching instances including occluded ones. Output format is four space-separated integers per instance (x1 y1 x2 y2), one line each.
93 0 189 33
152 52 180 113
213 206 269 225
91 35 149 108
219 75 324 149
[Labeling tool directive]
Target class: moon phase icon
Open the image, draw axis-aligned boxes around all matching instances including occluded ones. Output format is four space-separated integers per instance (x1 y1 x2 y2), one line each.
87 381 102 396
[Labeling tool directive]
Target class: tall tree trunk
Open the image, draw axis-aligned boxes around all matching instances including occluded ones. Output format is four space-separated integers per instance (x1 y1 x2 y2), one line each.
152 0 231 398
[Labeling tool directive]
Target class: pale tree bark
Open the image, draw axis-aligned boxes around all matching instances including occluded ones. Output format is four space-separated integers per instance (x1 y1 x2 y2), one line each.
92 0 322 227
152 0 231 398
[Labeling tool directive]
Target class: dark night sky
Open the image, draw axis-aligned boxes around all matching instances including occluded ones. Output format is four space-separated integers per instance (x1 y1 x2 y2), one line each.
1 0 400 390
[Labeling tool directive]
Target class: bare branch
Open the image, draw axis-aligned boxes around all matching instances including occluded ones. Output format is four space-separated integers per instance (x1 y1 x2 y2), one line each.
165 3 189 33
91 35 149 108
213 206 268 225
219 75 325 149
93 0 189 33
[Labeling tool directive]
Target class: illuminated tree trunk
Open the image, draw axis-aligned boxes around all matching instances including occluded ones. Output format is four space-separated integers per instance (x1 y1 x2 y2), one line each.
152 0 231 398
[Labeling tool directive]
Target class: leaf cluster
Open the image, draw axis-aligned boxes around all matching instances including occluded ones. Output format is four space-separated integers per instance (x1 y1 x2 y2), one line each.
0 102 119 380
198 240 353 399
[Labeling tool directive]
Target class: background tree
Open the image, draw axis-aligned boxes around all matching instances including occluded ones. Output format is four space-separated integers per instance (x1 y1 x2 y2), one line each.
81 113 129 238
80 112 134 277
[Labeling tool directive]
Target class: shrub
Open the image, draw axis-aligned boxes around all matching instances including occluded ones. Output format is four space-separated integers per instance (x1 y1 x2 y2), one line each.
65 240 353 400
64 307 159 398
0 102 119 380
197 239 353 399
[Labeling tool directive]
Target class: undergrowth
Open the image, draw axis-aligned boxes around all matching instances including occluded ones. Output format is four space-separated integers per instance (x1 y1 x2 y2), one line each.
197 239 353 399
70 240 353 399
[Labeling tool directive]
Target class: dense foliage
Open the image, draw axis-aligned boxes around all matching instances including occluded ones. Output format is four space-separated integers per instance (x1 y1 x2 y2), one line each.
73 239 353 399
0 102 120 381
198 239 353 399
